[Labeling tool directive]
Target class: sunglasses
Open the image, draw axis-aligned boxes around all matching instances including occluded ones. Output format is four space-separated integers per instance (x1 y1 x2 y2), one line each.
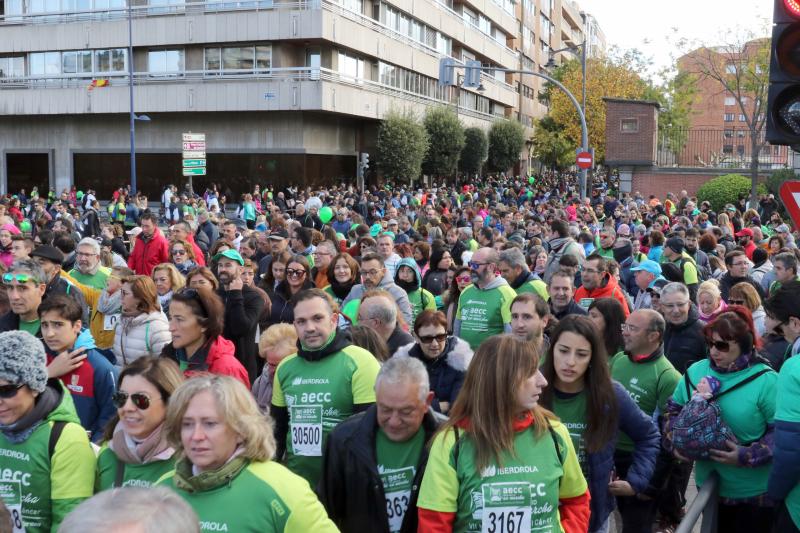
419 333 447 344
468 261 488 270
0 383 24 399
707 340 731 352
456 275 472 283
112 391 155 410
728 299 745 306
172 249 187 256
2 273 32 285
286 269 306 278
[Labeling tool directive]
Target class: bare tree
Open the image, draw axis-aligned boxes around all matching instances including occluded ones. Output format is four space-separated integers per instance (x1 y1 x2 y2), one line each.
677 29 770 203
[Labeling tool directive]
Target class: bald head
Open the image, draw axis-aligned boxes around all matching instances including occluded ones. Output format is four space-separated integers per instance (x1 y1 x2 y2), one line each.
470 247 499 288
622 309 665 355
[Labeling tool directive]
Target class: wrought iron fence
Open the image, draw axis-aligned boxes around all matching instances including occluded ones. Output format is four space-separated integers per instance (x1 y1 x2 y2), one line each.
657 127 790 170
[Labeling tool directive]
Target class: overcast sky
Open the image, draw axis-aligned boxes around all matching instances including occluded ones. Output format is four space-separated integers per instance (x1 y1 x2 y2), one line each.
578 0 773 77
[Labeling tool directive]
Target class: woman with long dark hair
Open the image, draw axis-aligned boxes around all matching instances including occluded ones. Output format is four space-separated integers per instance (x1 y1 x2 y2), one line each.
442 265 471 333
266 254 314 326
588 298 626 359
417 335 590 532
540 316 659 533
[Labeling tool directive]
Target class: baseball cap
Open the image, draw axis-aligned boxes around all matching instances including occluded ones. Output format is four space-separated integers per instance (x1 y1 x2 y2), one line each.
370 223 382 237
268 228 288 240
665 236 684 254
735 228 754 238
631 259 662 277
387 219 398 226
213 249 244 266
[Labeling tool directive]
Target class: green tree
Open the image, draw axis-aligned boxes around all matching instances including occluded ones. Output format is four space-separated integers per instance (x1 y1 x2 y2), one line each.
459 127 488 176
422 106 465 178
531 116 574 170
488 119 525 173
376 109 429 182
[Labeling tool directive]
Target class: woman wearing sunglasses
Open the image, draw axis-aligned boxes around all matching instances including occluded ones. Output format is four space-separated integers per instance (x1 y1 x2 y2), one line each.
417 335 590 532
663 307 778 533
160 375 339 532
96 357 184 491
160 287 250 388
539 316 659 533
442 265 471 334
394 310 472 415
169 239 197 277
265 254 314 328
0 330 95 532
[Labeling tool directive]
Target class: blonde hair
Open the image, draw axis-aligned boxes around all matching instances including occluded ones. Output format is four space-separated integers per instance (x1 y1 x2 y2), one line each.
258 324 298 356
165 376 276 463
152 263 186 293
696 279 721 304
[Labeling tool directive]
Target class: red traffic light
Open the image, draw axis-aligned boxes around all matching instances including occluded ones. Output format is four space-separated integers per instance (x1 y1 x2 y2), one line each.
787 0 800 17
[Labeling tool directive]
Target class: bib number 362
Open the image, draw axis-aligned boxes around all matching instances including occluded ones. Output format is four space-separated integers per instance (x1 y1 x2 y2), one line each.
482 507 530 533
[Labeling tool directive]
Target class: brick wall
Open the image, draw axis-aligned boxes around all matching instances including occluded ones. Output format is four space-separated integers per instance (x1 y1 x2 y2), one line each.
604 98 659 165
630 169 768 198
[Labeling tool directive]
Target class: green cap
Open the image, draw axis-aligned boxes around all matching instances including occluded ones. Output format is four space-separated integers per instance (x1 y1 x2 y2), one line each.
381 231 396 240
350 223 360 232
213 249 244 266
370 223 382 237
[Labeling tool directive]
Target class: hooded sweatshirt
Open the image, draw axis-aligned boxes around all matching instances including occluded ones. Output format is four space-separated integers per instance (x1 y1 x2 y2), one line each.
271 330 381 486
394 257 436 324
574 272 631 317
453 276 517 350
341 271 414 326
162 335 250 388
46 328 118 442
0 380 95 533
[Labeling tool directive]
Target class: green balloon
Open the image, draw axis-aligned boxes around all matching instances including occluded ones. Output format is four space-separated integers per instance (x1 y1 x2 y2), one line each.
319 206 333 224
20 220 31 233
528 176 535 184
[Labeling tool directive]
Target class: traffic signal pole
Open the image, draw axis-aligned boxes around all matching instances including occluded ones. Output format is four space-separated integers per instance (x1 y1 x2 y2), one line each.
440 60 589 199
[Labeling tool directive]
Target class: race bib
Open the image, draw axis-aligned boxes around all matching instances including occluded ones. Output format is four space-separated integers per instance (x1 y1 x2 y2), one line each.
481 482 531 533
0 480 26 533
380 466 415 532
290 405 323 456
578 298 594 310
103 313 120 331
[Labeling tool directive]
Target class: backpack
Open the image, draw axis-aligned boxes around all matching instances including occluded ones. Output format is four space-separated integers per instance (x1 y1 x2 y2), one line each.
671 368 770 460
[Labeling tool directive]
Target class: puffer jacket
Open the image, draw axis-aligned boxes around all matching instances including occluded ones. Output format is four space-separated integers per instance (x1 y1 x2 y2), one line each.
112 311 171 370
127 228 169 276
663 305 709 374
393 336 472 413
162 336 249 388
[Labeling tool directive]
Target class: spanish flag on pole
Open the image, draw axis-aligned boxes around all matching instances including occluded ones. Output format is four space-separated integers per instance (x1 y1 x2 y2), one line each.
88 79 109 91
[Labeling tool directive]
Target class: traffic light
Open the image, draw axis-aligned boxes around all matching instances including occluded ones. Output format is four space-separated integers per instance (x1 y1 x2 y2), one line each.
360 152 370 170
438 58 456 86
463 60 482 88
767 0 800 146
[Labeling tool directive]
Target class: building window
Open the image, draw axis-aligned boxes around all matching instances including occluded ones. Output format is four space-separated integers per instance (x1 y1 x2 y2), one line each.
0 56 24 78
204 45 271 75
338 50 365 81
739 114 746 122
724 96 736 106
61 50 92 74
620 118 639 133
147 49 184 76
725 64 736 74
29 52 61 75
723 145 733 154
723 113 735 122
724 129 734 138
736 145 745 156
94 49 126 73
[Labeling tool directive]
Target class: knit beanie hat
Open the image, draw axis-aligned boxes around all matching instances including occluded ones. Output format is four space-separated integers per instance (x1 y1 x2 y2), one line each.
0 331 47 393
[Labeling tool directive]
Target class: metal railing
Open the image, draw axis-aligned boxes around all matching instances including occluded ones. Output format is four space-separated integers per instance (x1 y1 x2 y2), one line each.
657 127 790 169
675 472 719 533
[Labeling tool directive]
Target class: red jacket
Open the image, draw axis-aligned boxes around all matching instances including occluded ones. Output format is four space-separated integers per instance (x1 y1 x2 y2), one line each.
574 273 631 317
185 233 206 266
183 336 250 388
128 228 169 276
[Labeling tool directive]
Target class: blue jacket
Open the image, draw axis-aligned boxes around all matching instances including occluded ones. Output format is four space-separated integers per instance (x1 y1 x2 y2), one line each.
46 328 118 442
586 381 660 531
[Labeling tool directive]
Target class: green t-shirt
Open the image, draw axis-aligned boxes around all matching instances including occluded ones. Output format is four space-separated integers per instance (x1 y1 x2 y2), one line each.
552 389 589 477
408 289 436 324
272 345 380 486
456 282 517 350
19 319 40 336
515 278 550 302
68 267 111 291
95 444 175 491
776 355 800 527
610 351 681 452
376 427 425 533
672 359 776 499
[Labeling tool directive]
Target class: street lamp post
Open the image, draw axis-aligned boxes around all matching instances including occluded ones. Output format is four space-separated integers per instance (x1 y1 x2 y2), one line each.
546 41 588 199
128 2 136 194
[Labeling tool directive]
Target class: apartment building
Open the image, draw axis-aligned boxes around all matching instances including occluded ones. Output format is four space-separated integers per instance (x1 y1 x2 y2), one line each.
0 0 603 198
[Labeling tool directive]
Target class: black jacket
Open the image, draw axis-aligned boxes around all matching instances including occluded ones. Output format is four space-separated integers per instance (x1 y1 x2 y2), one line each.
550 299 588 321
421 268 449 296
394 337 472 413
663 305 708 374
387 325 414 356
217 284 265 383
265 280 314 328
719 272 765 302
0 312 41 336
318 405 445 533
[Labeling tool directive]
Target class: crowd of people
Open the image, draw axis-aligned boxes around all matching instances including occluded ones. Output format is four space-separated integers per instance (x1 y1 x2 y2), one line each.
1 175 800 533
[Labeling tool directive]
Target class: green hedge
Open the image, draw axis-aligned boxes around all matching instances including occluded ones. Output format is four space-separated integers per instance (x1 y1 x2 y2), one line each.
696 174 767 212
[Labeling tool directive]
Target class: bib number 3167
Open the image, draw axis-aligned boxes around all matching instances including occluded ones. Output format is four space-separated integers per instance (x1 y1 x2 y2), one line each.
482 508 530 533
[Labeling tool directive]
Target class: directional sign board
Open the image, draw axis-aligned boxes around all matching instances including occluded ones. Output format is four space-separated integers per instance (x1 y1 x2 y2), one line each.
182 133 205 142
779 180 800 229
576 150 593 169
183 151 206 159
183 141 206 151
183 167 207 176
182 159 206 167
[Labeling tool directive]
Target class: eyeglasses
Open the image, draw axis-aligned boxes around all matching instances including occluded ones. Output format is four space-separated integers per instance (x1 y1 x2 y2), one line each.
286 269 306 278
112 391 156 410
172 249 187 256
728 299 745 306
76 252 97 258
419 333 447 344
2 273 33 285
620 323 642 333
362 269 383 277
313 251 331 257
707 339 732 352
0 383 24 399
731 261 749 268
456 275 472 283
468 261 488 270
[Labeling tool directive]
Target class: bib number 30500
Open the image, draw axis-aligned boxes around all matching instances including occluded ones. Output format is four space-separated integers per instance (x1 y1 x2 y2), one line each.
290 405 323 456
